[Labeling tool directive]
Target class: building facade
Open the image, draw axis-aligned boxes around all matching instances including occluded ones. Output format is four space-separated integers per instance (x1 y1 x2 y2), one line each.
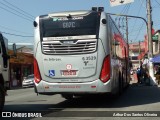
8 46 33 88
129 38 147 70
129 30 160 70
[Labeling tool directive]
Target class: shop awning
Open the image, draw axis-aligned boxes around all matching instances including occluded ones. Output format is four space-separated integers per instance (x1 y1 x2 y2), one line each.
150 54 160 63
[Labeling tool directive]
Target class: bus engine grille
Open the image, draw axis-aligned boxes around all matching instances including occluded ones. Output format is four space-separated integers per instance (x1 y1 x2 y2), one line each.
42 39 97 55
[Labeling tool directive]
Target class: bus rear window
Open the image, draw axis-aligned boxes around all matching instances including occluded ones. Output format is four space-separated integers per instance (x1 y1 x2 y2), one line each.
40 12 100 37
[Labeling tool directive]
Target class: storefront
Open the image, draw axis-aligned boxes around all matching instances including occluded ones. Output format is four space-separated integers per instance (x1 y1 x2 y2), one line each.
9 50 33 88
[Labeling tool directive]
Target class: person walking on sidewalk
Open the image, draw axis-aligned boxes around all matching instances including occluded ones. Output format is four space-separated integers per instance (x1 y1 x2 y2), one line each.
136 67 141 84
141 64 150 85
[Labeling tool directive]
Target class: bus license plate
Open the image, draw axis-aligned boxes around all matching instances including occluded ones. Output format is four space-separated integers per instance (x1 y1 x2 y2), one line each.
61 70 77 76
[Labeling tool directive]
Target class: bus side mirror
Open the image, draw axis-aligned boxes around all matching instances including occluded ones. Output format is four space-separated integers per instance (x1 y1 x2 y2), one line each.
33 21 38 27
102 19 107 24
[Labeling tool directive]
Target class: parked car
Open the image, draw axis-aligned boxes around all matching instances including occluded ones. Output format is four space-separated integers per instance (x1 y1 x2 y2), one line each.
22 74 34 88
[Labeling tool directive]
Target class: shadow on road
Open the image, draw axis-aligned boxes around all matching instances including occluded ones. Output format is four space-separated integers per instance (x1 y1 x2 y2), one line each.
52 83 160 108
3 83 160 117
112 83 160 108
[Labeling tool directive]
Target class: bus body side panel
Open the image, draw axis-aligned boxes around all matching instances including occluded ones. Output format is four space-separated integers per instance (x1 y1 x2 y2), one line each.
99 12 120 94
107 15 129 92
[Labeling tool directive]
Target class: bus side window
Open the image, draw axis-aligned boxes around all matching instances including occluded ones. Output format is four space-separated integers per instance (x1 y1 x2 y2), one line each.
113 45 116 58
110 37 115 58
109 33 113 58
112 39 118 58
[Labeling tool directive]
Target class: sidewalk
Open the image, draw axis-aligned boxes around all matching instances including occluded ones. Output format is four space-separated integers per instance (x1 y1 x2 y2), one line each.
130 76 158 87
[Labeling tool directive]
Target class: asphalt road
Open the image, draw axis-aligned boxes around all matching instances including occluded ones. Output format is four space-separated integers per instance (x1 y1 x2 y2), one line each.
2 81 160 120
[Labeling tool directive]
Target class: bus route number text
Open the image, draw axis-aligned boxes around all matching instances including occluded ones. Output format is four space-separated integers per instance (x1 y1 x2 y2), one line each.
63 22 76 28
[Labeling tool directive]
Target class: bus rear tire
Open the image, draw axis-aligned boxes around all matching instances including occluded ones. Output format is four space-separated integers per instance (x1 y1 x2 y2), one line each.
0 85 5 111
61 94 73 100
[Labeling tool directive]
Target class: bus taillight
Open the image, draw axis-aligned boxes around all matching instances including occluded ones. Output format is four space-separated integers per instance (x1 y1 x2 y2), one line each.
34 57 42 84
100 55 110 83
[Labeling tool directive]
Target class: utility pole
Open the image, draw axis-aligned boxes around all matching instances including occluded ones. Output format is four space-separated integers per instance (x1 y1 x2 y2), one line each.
147 0 153 58
125 16 130 81
147 0 156 85
126 16 129 54
139 41 141 66
125 16 129 59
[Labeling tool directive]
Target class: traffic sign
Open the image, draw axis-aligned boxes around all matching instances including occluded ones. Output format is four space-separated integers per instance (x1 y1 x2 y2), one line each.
110 0 134 7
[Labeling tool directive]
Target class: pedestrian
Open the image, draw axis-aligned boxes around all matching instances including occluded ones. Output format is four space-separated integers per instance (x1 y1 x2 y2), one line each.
140 64 146 84
156 67 160 75
156 67 160 84
140 64 145 83
142 65 150 85
136 67 141 83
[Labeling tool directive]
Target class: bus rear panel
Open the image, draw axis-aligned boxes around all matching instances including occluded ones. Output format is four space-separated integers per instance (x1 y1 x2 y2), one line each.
34 8 129 97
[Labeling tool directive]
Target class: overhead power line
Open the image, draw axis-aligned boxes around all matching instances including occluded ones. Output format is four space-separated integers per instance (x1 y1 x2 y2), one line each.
120 4 131 15
114 4 131 38
0 25 33 35
134 22 144 41
155 0 160 7
0 5 33 22
1 31 33 37
0 0 34 22
115 4 131 20
0 0 35 39
2 0 34 18
0 1 34 20
130 0 144 38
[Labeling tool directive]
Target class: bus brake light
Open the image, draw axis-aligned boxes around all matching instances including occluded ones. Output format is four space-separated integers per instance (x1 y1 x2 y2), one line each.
34 57 42 84
100 55 110 83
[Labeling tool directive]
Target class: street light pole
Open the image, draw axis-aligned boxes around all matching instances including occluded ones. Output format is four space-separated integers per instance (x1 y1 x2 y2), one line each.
147 0 153 58
106 13 148 26
147 0 156 85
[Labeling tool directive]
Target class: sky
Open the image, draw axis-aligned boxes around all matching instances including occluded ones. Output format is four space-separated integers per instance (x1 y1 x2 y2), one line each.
0 0 160 44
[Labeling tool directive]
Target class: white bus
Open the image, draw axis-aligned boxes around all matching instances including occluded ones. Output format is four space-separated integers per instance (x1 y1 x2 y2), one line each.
33 7 130 99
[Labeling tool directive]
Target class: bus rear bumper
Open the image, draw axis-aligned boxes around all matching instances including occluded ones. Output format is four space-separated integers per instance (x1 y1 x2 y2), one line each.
35 79 112 94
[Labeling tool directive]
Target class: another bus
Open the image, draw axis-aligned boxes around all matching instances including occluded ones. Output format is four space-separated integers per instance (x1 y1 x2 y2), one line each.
33 7 130 99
